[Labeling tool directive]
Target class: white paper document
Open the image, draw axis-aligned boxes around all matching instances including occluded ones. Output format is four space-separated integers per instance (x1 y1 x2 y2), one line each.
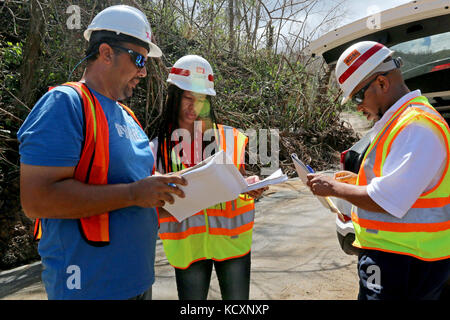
244 168 288 192
291 153 341 214
163 151 288 222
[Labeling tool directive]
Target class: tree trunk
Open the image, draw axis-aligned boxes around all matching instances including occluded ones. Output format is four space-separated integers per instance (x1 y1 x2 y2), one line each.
228 0 235 55
266 20 274 52
19 0 44 112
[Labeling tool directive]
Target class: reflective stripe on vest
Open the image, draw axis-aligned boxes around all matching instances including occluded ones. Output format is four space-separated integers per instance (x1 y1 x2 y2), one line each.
33 82 143 246
352 95 450 261
158 124 255 268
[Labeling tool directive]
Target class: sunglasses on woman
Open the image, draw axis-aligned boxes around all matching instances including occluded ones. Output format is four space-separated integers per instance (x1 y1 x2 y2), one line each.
110 45 147 68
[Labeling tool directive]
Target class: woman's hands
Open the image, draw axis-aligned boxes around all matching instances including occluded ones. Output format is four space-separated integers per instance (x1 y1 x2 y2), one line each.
244 175 268 199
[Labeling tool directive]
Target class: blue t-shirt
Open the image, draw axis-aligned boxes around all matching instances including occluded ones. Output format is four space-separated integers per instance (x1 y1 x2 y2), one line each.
18 85 157 299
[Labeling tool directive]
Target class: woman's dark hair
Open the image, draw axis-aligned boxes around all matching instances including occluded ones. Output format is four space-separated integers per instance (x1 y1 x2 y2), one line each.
155 84 219 173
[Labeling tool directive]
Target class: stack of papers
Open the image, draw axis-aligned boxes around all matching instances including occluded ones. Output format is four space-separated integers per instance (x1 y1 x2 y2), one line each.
291 153 341 214
163 151 288 222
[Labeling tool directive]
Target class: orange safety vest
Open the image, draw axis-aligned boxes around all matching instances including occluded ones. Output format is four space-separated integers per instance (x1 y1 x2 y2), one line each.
157 124 256 269
33 82 143 247
352 95 450 260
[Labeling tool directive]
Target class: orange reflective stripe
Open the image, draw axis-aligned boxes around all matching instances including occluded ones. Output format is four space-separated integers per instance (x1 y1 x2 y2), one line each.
219 125 226 152
209 221 254 236
206 203 254 218
361 98 413 180
159 226 206 240
66 83 110 245
163 139 169 172
412 102 448 124
79 213 110 242
412 197 450 208
373 107 410 177
352 211 450 232
159 216 178 224
357 165 368 186
382 107 450 199
34 82 143 246
33 218 42 240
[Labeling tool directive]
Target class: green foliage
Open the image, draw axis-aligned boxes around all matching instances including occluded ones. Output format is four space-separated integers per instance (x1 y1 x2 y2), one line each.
2 42 23 66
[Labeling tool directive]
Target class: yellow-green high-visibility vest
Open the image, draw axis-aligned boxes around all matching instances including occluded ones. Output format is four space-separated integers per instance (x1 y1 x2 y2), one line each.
352 95 450 261
158 124 255 269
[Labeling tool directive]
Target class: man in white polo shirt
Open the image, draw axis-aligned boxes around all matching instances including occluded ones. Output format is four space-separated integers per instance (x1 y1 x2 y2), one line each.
306 41 450 300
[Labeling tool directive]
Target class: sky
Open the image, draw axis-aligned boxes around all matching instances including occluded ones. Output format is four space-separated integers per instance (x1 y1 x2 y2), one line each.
340 0 412 27
271 0 414 51
341 0 450 54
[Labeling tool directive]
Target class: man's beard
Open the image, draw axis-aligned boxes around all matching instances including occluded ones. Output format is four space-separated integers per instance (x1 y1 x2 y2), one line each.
121 80 137 100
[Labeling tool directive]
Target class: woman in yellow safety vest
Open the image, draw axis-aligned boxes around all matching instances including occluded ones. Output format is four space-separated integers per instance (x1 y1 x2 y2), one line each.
150 55 267 300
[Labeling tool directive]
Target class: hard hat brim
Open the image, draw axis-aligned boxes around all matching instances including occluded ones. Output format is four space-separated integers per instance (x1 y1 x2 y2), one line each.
167 79 216 96
148 42 162 58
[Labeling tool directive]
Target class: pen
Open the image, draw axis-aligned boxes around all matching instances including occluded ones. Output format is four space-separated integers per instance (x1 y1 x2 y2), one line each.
306 165 314 174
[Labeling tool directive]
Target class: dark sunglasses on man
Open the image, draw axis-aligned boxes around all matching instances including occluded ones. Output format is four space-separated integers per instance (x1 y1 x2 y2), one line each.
111 45 147 68
351 57 403 105
351 72 389 105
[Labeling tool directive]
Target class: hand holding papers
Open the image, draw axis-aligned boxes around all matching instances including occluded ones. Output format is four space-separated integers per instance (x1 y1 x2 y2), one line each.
244 168 287 193
163 151 288 222
290 153 341 214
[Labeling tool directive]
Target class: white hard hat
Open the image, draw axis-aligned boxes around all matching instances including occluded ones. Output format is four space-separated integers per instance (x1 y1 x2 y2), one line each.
167 55 216 96
84 5 162 58
336 41 394 105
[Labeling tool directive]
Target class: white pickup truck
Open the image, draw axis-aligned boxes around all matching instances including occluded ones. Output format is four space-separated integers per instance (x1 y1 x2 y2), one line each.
306 0 450 299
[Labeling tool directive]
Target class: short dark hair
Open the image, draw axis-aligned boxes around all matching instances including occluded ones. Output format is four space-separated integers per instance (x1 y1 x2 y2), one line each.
85 30 149 63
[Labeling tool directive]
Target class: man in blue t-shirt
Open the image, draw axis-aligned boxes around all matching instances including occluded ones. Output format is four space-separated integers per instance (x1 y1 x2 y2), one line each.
17 5 186 300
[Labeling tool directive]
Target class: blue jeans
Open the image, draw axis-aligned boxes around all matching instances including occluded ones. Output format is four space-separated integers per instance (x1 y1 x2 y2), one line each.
358 249 450 300
174 252 251 300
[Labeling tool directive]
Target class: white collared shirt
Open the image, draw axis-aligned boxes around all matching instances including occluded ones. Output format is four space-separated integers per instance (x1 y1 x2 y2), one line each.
365 90 447 218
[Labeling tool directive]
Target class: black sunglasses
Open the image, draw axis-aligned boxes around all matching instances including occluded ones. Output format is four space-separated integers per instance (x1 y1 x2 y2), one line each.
110 45 147 68
351 72 389 104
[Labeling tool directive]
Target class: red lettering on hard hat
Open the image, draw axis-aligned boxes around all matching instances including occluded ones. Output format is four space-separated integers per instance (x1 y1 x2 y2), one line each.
338 43 384 84
171 67 190 76
196 67 205 74
344 50 361 66
208 74 214 82
146 32 150 39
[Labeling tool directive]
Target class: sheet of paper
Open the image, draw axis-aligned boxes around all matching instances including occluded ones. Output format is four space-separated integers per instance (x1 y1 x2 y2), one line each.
163 151 289 222
163 151 246 222
244 168 288 192
291 153 341 214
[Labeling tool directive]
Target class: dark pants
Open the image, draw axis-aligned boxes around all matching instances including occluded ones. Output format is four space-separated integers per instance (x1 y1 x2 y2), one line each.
129 287 152 300
175 252 251 300
358 249 450 300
